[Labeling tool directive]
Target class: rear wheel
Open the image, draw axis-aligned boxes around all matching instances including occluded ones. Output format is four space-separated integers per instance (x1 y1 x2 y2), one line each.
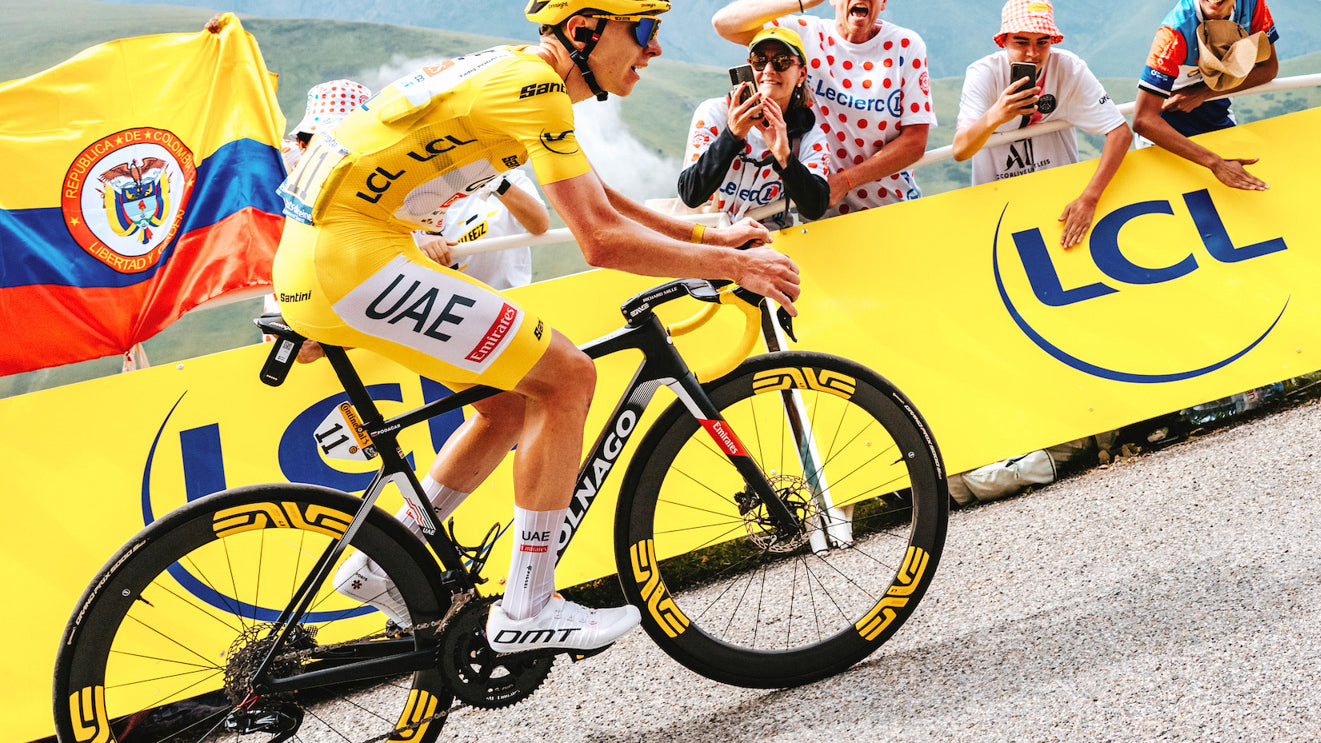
615 351 948 688
53 484 453 742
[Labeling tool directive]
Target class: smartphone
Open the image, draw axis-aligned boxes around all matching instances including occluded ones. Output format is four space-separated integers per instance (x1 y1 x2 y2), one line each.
1009 62 1037 97
728 64 761 117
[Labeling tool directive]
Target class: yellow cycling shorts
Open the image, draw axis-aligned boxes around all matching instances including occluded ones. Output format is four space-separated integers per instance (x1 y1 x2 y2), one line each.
272 210 549 391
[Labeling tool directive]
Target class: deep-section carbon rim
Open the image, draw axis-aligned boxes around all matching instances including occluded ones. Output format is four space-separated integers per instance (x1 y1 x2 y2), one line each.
52 484 453 743
615 351 948 688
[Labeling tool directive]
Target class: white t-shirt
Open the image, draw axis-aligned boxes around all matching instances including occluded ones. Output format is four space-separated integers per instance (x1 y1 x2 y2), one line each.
957 49 1127 186
685 96 831 230
769 14 937 217
436 167 539 290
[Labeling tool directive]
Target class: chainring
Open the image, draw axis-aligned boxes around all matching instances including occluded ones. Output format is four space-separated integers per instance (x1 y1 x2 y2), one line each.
439 596 554 709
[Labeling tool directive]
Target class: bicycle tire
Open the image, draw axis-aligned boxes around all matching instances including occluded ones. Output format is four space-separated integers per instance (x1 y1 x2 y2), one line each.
52 483 454 743
614 351 948 688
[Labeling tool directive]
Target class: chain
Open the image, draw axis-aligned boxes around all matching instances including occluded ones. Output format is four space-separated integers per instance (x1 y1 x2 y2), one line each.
271 590 475 664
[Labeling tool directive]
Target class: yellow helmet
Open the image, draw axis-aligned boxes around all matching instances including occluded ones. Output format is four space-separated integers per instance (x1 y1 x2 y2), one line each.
525 0 670 25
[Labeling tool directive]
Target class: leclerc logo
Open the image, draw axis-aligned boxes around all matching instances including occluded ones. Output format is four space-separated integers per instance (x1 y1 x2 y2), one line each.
992 188 1289 384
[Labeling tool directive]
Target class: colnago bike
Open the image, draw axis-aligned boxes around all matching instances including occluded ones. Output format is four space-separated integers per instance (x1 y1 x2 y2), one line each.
53 278 949 742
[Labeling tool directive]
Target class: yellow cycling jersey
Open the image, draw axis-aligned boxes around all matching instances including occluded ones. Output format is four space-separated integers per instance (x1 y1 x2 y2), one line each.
278 46 591 230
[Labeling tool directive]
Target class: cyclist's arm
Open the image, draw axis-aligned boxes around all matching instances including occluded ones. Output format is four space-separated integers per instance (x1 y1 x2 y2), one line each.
543 170 800 312
600 181 770 249
712 0 822 45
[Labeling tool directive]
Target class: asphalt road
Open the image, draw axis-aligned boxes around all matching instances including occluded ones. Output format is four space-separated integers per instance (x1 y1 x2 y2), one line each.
444 397 1321 742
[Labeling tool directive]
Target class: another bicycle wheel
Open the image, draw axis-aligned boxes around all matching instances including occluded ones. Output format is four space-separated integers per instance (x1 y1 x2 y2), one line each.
615 351 948 688
53 484 454 743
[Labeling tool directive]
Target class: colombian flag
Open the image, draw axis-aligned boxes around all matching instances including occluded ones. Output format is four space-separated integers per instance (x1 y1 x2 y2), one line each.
0 14 286 375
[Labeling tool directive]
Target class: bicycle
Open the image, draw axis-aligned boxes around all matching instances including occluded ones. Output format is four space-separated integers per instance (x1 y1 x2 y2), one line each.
52 277 949 742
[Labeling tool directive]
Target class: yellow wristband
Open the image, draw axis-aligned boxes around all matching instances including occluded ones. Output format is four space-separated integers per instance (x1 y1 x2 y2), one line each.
691 223 706 244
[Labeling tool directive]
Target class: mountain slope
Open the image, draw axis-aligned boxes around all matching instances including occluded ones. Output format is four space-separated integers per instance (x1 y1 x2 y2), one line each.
86 0 1321 77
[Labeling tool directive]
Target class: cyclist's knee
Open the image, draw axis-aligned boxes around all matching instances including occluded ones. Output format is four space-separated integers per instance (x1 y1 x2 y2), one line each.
519 332 595 409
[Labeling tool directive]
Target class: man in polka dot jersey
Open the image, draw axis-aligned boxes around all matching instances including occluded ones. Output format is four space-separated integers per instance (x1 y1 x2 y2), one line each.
714 0 935 217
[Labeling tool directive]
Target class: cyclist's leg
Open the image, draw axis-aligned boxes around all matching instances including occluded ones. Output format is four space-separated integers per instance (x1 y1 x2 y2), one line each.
277 216 638 650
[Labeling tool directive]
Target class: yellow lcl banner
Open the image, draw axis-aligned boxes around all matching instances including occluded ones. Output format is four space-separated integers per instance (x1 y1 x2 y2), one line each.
4 107 1319 739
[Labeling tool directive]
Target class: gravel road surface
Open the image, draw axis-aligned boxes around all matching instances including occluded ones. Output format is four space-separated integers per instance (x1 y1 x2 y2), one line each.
443 397 1321 742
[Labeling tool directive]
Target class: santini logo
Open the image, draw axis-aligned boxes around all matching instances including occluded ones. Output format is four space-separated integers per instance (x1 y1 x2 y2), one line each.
993 189 1289 383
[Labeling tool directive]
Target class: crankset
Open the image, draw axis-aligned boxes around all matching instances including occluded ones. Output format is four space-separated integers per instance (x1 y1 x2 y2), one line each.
439 596 554 708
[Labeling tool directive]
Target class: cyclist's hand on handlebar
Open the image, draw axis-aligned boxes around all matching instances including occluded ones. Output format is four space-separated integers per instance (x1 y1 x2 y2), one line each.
708 217 773 249
736 246 801 317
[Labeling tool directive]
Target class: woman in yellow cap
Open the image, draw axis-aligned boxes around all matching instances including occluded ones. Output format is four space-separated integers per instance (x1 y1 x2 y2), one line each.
678 26 829 230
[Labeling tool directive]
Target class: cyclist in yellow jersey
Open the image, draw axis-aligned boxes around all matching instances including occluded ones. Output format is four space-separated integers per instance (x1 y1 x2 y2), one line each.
273 0 802 654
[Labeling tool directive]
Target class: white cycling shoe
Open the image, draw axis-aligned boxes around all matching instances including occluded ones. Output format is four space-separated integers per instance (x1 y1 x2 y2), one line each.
486 593 641 654
333 550 411 628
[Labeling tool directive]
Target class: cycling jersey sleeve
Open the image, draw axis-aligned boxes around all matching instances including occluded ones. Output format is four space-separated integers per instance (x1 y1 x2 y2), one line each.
477 57 592 186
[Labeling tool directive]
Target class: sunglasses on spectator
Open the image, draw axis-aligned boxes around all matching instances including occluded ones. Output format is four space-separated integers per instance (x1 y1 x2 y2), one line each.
590 15 662 47
748 54 800 72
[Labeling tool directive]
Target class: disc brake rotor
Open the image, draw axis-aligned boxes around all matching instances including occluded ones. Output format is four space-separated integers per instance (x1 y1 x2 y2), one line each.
737 473 820 553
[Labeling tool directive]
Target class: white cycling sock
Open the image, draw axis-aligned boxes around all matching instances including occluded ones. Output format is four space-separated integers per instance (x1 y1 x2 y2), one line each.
501 506 564 620
335 476 469 627
395 475 470 536
333 549 411 627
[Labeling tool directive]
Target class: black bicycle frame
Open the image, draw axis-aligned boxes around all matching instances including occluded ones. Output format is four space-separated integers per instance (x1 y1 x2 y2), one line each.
250 280 798 693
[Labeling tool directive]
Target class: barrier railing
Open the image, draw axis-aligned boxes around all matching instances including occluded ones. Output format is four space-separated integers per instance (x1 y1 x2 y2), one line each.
205 75 1321 292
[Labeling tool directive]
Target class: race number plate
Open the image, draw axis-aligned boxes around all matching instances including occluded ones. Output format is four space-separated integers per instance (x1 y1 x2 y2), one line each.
313 401 377 461
277 133 350 225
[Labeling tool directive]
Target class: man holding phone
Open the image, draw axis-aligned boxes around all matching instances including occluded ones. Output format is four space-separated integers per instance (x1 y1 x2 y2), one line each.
952 0 1131 248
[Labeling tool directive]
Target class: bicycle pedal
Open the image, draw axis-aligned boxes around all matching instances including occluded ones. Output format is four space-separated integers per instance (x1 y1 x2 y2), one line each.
568 644 613 662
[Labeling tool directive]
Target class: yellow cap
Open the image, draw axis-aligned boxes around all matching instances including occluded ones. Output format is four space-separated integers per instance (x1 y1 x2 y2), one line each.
748 26 808 63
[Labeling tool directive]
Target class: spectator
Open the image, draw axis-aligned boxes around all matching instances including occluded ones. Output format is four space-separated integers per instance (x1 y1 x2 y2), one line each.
713 0 935 217
280 80 372 172
678 27 830 230
1132 0 1279 191
953 0 1131 248
419 167 550 290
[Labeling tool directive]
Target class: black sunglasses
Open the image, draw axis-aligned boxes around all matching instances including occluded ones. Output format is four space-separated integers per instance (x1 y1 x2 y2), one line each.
748 53 800 72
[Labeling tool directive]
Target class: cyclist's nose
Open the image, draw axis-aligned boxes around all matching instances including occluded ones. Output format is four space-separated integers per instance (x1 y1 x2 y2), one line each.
645 36 662 57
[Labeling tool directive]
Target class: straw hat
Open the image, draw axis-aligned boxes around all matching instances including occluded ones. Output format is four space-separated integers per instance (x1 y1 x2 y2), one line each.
1197 20 1271 91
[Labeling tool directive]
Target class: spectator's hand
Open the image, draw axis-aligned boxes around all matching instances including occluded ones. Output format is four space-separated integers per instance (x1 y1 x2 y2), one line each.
1162 84 1212 113
205 14 224 33
727 85 763 140
734 246 801 317
1058 195 1099 249
709 217 773 249
758 97 791 168
1210 157 1269 191
989 79 1039 128
416 233 457 266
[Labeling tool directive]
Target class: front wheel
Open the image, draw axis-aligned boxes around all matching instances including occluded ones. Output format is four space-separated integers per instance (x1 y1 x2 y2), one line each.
615 351 948 688
52 484 454 743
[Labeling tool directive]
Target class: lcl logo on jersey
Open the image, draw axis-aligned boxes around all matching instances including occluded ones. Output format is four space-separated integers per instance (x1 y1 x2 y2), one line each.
993 188 1289 383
